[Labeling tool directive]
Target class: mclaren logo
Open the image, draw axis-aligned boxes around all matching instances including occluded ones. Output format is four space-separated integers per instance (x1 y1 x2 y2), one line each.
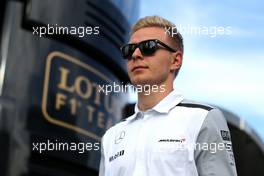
158 138 186 143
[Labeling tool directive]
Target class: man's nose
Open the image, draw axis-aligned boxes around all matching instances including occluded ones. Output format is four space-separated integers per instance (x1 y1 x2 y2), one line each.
131 47 143 60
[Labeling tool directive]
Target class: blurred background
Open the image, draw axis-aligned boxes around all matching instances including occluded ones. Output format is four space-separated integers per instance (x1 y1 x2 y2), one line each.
0 0 263 176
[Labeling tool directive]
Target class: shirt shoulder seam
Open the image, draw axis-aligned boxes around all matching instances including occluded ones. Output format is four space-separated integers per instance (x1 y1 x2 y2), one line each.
177 102 214 111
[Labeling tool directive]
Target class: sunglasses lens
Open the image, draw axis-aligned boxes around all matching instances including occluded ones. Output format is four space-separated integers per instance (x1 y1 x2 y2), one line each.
140 40 157 55
121 44 136 59
121 40 158 59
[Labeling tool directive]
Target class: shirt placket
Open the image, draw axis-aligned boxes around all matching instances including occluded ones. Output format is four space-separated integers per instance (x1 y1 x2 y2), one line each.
133 112 149 176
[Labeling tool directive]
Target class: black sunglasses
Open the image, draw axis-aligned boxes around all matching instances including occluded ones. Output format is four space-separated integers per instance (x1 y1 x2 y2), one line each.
120 39 176 59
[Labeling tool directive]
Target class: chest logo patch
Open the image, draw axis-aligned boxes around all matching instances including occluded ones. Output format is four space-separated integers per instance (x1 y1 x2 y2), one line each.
109 150 124 162
115 131 125 144
158 138 186 143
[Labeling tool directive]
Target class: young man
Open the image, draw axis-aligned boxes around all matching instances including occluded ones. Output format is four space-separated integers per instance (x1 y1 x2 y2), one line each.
99 16 237 176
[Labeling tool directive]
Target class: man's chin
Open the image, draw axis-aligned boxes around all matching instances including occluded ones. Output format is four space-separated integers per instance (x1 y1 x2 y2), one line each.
131 78 153 86
131 80 147 86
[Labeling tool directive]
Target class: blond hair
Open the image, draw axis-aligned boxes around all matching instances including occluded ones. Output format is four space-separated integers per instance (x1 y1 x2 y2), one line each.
131 15 184 52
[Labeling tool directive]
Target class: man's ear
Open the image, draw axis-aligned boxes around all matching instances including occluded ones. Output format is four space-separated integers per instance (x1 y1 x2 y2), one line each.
170 51 182 71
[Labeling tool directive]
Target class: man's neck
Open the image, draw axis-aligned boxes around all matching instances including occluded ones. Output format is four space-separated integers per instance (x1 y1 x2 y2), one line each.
137 84 173 112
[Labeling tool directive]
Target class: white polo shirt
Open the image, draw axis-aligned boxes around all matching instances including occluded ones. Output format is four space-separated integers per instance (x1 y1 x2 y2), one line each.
99 90 237 176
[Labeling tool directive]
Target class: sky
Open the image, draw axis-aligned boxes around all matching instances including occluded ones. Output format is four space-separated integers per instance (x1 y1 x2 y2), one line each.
129 0 264 142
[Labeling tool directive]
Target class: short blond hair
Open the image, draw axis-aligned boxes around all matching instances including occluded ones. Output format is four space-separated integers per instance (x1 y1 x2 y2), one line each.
131 15 184 52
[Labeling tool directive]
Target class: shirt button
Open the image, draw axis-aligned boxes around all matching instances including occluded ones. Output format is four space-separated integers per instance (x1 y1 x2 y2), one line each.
137 112 144 119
